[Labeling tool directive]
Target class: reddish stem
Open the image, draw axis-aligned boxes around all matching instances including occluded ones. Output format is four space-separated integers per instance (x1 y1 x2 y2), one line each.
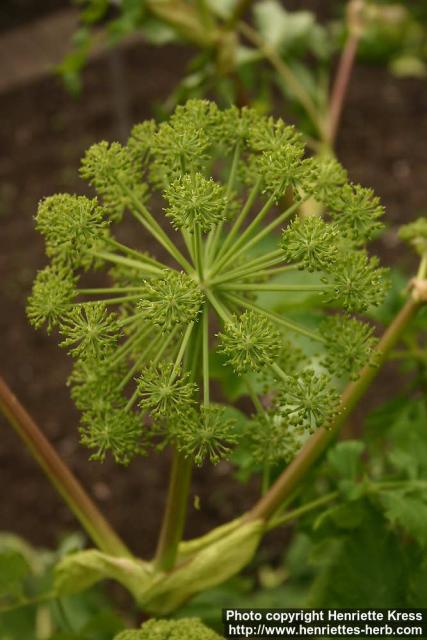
328 0 365 146
0 375 131 557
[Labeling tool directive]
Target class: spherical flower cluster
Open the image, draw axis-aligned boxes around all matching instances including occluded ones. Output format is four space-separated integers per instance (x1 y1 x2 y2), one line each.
138 271 204 331
218 311 281 374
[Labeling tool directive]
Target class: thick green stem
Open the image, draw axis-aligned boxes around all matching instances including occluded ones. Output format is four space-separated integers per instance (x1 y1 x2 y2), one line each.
154 450 192 571
246 295 422 522
154 319 201 571
202 307 210 405
0 376 131 557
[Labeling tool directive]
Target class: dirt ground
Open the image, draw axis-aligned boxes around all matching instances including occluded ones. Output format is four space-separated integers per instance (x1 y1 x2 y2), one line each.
1 7 427 558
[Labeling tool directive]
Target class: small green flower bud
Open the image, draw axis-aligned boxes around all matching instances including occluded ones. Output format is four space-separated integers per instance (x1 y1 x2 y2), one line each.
80 404 145 465
81 141 147 221
322 251 389 312
327 183 384 244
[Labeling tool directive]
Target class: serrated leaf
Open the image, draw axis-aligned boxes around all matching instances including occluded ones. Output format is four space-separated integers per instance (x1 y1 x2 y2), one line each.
327 441 365 480
367 396 427 479
314 500 366 532
378 490 427 547
408 560 427 606
308 509 407 606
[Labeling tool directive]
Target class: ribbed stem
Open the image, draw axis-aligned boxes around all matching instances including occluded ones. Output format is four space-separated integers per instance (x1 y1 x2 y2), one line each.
154 450 192 571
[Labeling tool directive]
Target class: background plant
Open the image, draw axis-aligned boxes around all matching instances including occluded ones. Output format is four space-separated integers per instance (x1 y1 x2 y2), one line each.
61 0 427 149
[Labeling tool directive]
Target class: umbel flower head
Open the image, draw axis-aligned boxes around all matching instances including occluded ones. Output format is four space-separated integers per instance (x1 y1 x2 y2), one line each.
164 173 231 233
27 266 77 332
218 311 281 374
28 99 387 466
35 194 109 268
281 216 339 272
173 405 238 466
320 315 378 380
399 217 427 256
138 270 204 331
137 362 197 418
114 617 222 640
248 412 312 466
277 369 340 433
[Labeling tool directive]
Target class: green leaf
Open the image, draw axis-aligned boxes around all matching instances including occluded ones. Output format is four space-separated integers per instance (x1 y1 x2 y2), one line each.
0 550 30 599
253 2 316 53
327 441 365 481
408 560 427 606
378 490 427 548
308 509 407 606
368 397 427 479
391 55 427 78
314 500 367 533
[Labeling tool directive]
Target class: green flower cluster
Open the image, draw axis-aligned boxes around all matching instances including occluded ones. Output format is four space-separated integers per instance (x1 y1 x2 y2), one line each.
28 100 387 468
114 617 222 640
